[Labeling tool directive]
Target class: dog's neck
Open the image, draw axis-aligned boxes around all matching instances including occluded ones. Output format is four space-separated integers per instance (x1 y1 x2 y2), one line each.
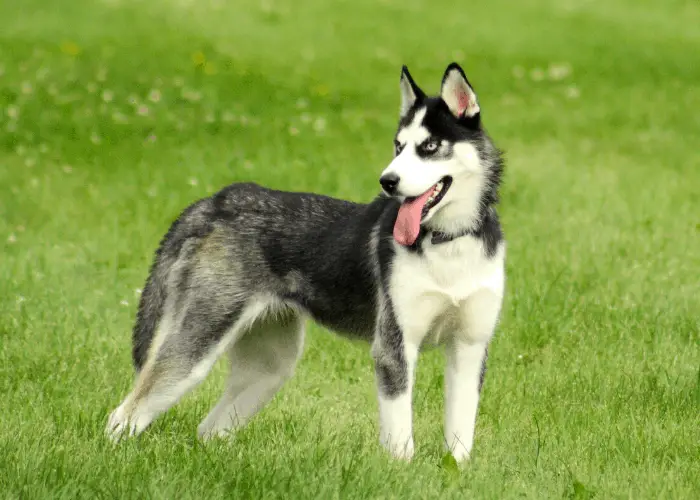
423 163 500 241
420 203 494 245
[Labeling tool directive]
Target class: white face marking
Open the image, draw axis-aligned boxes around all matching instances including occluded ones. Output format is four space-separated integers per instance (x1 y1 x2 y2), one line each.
382 108 450 198
381 106 486 228
396 107 429 145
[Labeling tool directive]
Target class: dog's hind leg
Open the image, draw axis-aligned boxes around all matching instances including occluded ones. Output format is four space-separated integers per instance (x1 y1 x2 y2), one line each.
197 309 305 440
106 297 267 441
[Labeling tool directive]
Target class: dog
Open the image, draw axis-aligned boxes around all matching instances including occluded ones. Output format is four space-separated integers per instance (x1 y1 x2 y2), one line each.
106 62 505 462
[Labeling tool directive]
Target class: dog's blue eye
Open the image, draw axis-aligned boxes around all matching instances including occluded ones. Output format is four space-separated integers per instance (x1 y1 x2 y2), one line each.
422 139 439 153
394 141 405 154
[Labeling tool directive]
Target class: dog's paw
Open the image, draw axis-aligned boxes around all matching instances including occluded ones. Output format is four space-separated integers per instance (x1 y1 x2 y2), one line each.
450 447 471 463
105 405 137 442
197 427 234 442
381 436 415 461
197 419 236 442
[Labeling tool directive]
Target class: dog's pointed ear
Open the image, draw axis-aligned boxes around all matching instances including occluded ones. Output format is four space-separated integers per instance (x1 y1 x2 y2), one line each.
440 63 480 119
399 65 425 117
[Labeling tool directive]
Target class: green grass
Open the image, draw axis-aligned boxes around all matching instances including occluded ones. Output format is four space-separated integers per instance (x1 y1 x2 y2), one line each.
1 0 699 497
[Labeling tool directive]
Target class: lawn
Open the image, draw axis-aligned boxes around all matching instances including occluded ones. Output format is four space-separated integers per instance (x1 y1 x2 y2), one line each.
1 0 698 498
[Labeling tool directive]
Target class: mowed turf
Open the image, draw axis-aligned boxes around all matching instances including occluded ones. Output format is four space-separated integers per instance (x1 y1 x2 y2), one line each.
1 0 699 497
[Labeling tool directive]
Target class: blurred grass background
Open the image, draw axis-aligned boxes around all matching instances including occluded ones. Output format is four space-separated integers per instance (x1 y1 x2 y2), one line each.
0 0 698 498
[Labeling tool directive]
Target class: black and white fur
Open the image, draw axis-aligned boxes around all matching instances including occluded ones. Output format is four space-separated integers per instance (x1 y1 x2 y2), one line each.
107 63 505 462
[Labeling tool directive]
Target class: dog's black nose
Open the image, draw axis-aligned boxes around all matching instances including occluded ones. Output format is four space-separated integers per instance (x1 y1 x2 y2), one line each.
380 173 400 195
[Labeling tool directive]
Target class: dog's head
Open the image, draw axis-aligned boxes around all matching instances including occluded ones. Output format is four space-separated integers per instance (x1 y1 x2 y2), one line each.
380 63 501 246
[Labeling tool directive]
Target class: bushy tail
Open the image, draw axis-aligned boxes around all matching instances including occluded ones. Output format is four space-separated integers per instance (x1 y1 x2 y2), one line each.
131 253 170 371
130 199 213 371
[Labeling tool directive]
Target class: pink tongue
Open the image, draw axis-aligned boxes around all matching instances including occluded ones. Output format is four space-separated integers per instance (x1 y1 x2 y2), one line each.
393 187 435 246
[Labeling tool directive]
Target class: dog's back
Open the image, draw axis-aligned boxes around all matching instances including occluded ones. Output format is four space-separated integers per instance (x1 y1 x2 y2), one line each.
131 182 395 371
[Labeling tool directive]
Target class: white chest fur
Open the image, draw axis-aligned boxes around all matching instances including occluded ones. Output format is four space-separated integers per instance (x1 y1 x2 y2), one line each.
388 235 505 347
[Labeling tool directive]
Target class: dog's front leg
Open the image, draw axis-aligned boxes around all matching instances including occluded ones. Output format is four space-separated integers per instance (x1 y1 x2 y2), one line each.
445 288 502 462
372 310 419 461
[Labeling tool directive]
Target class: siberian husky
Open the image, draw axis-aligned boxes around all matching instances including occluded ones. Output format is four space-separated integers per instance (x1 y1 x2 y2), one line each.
107 63 505 462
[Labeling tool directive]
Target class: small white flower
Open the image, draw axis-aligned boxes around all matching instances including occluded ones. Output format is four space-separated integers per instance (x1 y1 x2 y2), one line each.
565 85 580 99
188 177 198 186
7 233 17 243
7 105 19 119
120 300 129 306
547 63 572 81
313 117 327 133
134 288 142 296
181 89 201 102
148 89 161 103
102 90 114 102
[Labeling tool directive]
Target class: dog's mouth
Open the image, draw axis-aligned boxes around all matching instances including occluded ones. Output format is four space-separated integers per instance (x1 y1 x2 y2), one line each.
413 176 452 219
393 176 452 246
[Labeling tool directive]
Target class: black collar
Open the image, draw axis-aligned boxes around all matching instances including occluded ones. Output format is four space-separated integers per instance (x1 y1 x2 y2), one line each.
408 226 475 251
430 230 469 245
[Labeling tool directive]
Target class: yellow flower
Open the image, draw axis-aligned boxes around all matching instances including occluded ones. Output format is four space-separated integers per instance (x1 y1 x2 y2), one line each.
60 41 81 56
191 51 206 68
312 84 329 97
